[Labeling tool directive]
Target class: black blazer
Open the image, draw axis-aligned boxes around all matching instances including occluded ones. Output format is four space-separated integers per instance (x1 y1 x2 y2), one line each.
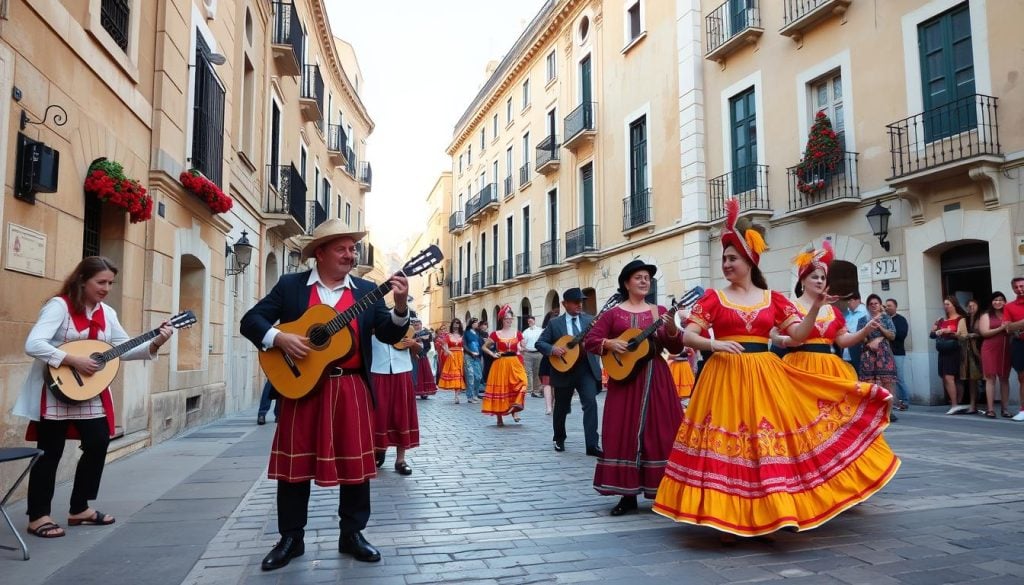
240 271 407 402
535 312 601 386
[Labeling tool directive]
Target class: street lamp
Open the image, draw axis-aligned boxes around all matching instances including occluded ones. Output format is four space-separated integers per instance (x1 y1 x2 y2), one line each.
225 231 253 276
866 200 892 252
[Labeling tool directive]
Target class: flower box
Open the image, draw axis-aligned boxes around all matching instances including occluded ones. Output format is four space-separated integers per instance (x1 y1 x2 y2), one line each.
179 170 233 214
83 158 153 223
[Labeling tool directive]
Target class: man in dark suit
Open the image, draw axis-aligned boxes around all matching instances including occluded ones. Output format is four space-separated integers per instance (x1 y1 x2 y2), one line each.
536 288 602 456
241 219 410 571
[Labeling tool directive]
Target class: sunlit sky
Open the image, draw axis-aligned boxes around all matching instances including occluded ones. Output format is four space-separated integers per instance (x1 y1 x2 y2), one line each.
326 0 548 257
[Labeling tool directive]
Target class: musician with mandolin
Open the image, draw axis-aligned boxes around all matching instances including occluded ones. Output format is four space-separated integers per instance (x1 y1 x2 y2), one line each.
240 220 423 571
14 256 176 539
582 260 686 517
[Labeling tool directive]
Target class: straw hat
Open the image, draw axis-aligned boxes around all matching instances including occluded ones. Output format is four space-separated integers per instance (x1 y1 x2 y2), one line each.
299 219 366 262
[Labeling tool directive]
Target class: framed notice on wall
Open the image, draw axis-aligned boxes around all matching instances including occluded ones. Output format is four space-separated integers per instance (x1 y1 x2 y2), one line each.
5 223 46 277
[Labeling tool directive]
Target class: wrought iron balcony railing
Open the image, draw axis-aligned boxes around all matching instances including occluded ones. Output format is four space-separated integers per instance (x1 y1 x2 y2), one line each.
326 124 347 156
359 161 373 189
300 64 324 120
706 0 762 58
708 164 771 220
540 239 559 267
563 102 596 148
887 94 1001 179
464 193 481 221
502 258 514 281
786 151 859 212
264 163 306 228
462 277 470 295
307 200 326 234
566 224 599 258
449 210 465 231
536 135 560 171
515 252 531 276
101 0 130 51
271 1 303 74
471 272 483 291
486 266 497 287
622 189 652 231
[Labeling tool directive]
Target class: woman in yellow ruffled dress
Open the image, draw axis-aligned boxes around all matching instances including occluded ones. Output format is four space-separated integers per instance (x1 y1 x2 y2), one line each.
653 199 899 538
437 318 466 399
481 305 528 426
668 348 696 400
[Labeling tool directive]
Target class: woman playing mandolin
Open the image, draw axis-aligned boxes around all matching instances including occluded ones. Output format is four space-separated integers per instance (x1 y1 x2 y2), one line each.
583 260 685 516
14 256 174 539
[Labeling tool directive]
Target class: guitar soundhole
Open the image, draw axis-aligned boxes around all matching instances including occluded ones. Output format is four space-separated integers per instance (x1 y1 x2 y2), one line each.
89 353 106 367
308 326 331 348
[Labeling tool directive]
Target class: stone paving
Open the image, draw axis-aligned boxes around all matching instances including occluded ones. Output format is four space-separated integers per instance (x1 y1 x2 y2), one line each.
178 393 1024 585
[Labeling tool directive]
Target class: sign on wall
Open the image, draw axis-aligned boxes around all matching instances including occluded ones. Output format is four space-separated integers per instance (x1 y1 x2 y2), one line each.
861 256 901 281
5 223 46 277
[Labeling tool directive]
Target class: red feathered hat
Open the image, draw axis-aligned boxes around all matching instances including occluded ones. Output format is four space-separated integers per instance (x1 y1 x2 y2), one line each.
497 304 514 322
794 240 835 282
720 198 767 266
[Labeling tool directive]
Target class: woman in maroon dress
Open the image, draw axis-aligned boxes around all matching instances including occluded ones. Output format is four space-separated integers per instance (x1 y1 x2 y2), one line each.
583 260 684 516
979 292 1012 417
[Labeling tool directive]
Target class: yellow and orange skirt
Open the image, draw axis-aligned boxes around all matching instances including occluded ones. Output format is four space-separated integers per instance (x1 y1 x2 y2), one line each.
438 348 465 391
481 355 527 416
669 358 696 399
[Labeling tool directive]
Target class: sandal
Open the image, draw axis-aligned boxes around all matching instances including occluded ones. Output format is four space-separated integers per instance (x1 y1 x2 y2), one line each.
27 521 65 538
985 411 996 418
67 510 115 526
394 461 412 476
1002 410 1012 418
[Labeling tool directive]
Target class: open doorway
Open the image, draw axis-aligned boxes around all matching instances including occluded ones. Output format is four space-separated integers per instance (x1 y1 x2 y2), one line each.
941 242 992 310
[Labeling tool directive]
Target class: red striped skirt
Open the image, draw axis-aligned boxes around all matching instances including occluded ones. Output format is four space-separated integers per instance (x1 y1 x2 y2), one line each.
413 355 438 396
371 372 421 450
269 373 377 486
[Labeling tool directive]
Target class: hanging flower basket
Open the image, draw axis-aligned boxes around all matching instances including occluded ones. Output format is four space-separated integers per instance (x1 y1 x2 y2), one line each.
83 158 153 223
795 111 843 196
179 169 233 214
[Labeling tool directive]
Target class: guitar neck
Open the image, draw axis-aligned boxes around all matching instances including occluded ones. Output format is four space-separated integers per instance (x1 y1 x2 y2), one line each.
628 306 678 346
103 329 161 361
324 279 397 335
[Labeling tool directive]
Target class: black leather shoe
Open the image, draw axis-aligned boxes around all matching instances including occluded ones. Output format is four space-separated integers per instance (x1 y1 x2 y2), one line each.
610 496 638 516
586 447 604 457
339 531 381 562
257 414 266 425
553 440 565 452
375 451 386 468
261 536 304 571
395 461 412 475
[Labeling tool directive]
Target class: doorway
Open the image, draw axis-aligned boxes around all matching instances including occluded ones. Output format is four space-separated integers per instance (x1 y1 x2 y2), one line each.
941 242 991 310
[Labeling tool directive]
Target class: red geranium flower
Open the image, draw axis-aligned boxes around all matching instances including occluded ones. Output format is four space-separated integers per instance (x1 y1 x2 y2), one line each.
179 170 233 214
84 159 153 223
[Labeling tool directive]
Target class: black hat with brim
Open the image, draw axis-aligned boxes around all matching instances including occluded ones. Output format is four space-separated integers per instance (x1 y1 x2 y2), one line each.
618 259 657 290
562 287 588 302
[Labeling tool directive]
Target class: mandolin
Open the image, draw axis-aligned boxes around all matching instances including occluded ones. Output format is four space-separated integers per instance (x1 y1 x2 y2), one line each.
602 286 704 383
393 326 420 352
258 245 443 399
46 310 197 404
547 293 621 373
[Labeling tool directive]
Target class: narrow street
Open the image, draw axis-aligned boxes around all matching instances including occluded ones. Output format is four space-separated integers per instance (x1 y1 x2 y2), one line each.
2 395 1023 585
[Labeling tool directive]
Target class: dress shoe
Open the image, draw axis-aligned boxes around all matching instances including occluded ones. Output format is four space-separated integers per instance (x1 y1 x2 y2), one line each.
257 414 266 425
553 440 565 452
339 531 381 562
375 451 386 468
395 461 412 475
261 536 304 571
586 447 604 457
610 495 638 516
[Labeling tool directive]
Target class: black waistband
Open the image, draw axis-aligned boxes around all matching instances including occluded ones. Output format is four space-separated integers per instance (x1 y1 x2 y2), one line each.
498 352 518 358
790 343 833 354
329 367 360 378
739 342 769 353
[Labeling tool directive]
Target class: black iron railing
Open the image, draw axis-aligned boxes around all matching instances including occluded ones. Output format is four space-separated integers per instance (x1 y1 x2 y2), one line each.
540 239 559 267
502 258 514 280
327 124 347 154
359 161 372 188
453 279 463 297
307 200 326 234
536 135 560 168
464 193 481 219
356 241 374 267
519 163 531 187
271 1 303 64
622 189 652 231
486 266 497 286
706 0 760 55
564 102 596 144
301 64 324 119
345 146 356 175
515 252 531 276
478 183 497 208
191 39 225 187
783 0 833 26
887 94 1000 179
566 224 599 258
472 272 483 291
264 164 306 228
462 277 470 295
786 151 859 212
709 164 771 220
504 175 514 197
101 0 130 51
448 210 465 231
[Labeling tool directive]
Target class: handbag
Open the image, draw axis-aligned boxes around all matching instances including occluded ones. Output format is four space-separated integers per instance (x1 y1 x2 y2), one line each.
935 337 959 353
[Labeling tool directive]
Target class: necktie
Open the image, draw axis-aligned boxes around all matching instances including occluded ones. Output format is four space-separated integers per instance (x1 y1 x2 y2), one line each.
571 317 580 335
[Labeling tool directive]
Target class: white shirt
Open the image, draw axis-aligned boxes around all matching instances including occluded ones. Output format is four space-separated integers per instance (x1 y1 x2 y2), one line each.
564 313 583 335
521 325 543 351
369 336 413 374
261 267 409 349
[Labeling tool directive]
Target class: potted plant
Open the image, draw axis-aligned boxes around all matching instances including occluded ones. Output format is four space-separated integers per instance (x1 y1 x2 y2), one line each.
179 169 233 214
83 158 153 223
795 111 843 196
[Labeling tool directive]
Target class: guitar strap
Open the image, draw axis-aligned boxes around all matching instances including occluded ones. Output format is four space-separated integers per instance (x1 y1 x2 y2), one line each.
649 304 659 335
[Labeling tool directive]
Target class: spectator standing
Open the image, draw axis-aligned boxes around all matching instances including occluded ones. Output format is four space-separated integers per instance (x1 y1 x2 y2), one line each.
979 291 1012 418
478 321 493 381
857 295 899 421
842 293 868 373
1000 277 1024 420
885 298 911 410
932 296 968 415
462 318 483 404
962 299 984 413
521 316 544 400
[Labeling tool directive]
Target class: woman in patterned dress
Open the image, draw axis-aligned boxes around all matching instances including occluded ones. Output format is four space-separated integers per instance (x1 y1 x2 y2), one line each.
653 199 899 538
583 259 685 516
437 318 466 399
857 294 899 399
480 305 528 426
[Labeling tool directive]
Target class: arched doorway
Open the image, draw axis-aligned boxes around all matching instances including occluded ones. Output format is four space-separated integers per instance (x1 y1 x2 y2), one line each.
941 242 991 310
581 287 597 315
480 308 489 328
543 289 561 327
264 252 279 291
828 259 860 312
519 297 532 330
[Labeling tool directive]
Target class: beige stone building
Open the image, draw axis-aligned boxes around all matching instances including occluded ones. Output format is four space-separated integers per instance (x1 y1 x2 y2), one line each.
446 0 684 329
680 0 1024 403
0 0 374 490
410 172 451 329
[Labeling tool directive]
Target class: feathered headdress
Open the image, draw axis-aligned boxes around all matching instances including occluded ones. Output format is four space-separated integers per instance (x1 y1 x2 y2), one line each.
497 304 513 322
794 240 835 281
720 198 767 266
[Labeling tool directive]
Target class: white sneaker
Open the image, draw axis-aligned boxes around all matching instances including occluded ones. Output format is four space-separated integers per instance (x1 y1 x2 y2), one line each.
945 405 969 415
1012 411 1024 422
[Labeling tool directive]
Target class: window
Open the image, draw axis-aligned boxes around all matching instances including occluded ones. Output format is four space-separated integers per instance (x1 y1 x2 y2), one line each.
492 224 499 272
480 128 486 150
268 99 281 187
580 162 595 229
101 0 131 51
810 72 845 149
467 144 472 166
547 188 558 241
321 177 330 215
492 160 499 186
522 132 531 165
919 3 976 141
458 154 463 174
730 88 757 193
626 1 644 43
522 205 531 255
629 116 648 196
314 165 321 201
506 97 513 125
241 56 256 157
191 36 225 186
492 114 499 139
345 202 352 225
299 143 307 184
545 50 557 83
522 79 531 110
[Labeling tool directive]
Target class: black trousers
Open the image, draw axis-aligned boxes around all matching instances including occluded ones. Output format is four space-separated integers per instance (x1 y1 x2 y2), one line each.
552 368 600 450
27 416 110 521
277 479 371 540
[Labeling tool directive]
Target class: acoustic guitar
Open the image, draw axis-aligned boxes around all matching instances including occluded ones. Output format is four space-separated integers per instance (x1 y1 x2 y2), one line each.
602 286 704 383
547 293 621 374
258 245 442 399
393 326 420 353
46 310 197 404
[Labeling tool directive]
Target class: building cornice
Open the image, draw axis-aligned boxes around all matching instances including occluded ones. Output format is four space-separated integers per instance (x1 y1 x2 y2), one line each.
309 0 374 133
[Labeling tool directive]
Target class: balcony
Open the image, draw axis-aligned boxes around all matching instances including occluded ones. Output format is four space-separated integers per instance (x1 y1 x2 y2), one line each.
353 241 374 277
359 161 372 192
264 163 306 238
299 64 324 124
464 194 482 224
477 183 498 216
519 163 531 191
622 189 652 233
786 151 860 215
270 1 302 76
461 277 470 296
502 258 514 282
326 124 348 167
563 102 596 151
486 266 498 288
515 252 531 278
539 238 560 271
344 146 356 176
449 210 466 234
452 278 464 298
780 0 852 44
503 175 514 199
565 224 599 262
101 0 130 51
705 0 763 65
471 272 483 292
708 164 772 221
536 135 561 174
306 200 327 234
